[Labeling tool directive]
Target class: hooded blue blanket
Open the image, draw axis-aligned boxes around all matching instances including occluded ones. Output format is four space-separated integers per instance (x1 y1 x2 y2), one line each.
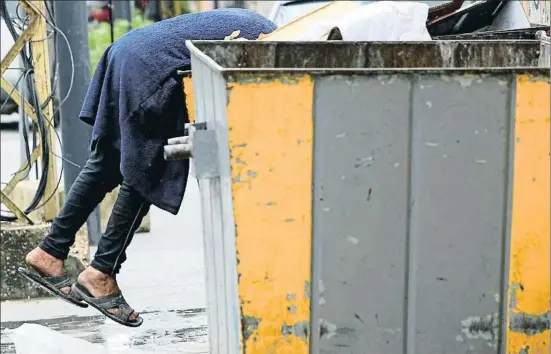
80 9 276 214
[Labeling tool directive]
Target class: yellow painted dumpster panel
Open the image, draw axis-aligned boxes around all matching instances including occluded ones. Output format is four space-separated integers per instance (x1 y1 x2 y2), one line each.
226 75 314 353
506 75 550 354
183 75 195 123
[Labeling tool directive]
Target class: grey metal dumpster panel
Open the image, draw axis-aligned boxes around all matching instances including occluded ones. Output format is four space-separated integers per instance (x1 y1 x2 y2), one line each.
190 41 542 69
311 75 411 354
310 73 512 354
407 75 510 354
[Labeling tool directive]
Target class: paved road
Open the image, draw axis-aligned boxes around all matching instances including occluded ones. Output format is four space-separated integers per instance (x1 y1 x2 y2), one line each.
0 127 209 353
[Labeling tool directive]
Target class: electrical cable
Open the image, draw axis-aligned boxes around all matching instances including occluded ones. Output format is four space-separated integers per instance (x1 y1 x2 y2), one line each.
0 1 75 221
108 0 115 43
20 69 32 182
0 1 38 190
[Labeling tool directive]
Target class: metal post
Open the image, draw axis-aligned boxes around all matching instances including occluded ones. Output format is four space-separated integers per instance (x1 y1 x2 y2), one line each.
147 0 160 21
53 0 102 245
29 0 59 221
113 0 132 30
233 0 246 8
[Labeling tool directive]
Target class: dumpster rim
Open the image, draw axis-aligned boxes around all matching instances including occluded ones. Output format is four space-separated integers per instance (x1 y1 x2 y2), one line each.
188 39 543 45
218 67 549 77
186 39 224 73
185 39 545 73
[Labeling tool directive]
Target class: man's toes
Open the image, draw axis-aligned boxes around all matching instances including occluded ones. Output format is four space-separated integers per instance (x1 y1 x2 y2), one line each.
60 286 71 295
107 308 139 321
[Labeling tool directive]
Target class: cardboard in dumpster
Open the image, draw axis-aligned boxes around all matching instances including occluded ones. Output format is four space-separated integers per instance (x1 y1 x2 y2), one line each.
260 1 362 41
261 0 536 42
9 323 155 354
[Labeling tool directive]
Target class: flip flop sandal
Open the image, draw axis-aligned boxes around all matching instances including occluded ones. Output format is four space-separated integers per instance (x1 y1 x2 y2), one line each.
17 267 88 308
71 282 143 328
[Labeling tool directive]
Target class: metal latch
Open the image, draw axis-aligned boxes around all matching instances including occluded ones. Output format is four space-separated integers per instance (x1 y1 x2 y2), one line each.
164 122 219 179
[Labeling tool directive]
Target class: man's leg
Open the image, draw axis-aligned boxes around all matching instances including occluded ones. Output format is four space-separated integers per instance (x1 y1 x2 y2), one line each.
77 181 150 320
25 139 122 293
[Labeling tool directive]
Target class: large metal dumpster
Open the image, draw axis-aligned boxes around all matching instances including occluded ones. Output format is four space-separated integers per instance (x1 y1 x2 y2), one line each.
183 41 550 354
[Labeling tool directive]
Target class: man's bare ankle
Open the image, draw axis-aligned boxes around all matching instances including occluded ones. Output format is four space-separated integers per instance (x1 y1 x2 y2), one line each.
78 267 118 295
79 266 115 284
25 247 65 276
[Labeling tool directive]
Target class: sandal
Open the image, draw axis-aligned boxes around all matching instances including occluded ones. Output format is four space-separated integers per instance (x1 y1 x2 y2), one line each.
71 282 143 327
17 267 88 308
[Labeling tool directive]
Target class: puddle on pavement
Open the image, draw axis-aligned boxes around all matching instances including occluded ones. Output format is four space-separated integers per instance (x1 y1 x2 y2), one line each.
1 308 208 353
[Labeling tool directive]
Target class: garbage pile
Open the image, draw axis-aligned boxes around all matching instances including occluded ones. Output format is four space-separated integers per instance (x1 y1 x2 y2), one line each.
259 0 550 42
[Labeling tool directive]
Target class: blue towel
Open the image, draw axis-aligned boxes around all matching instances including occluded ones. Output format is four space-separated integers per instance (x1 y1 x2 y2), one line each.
80 9 276 214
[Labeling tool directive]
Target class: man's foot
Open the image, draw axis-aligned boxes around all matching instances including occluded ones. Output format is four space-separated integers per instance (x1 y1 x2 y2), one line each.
77 267 139 321
25 247 70 294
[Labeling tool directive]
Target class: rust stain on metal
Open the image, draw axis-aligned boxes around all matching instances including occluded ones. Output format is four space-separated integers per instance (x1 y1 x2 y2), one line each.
460 313 500 345
241 315 261 342
281 321 309 341
509 311 550 336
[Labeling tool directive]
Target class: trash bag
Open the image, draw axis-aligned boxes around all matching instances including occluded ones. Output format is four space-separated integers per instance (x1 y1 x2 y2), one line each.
336 1 432 41
10 323 151 354
298 1 432 41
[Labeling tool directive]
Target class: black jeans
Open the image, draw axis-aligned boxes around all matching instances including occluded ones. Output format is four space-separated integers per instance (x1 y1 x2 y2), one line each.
39 139 150 275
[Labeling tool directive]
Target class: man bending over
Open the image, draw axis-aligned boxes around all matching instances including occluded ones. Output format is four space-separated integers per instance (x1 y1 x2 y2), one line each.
19 8 276 327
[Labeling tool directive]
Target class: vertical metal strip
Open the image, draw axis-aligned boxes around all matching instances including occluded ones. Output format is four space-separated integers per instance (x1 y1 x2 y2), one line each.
498 75 516 354
226 74 314 353
183 74 195 123
506 74 550 354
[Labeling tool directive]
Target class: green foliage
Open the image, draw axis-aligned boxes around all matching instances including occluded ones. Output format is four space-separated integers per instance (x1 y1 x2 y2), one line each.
88 13 154 74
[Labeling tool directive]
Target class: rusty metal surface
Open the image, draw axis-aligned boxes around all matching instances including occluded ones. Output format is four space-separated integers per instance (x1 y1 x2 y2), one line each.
186 40 549 353
310 73 515 354
190 41 542 69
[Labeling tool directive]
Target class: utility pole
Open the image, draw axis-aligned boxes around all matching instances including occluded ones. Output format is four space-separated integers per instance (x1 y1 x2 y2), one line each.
53 0 102 245
147 0 160 21
233 0 246 8
113 0 132 30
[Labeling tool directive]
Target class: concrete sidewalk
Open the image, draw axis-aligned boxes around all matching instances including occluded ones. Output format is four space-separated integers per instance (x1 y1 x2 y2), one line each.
1 129 209 353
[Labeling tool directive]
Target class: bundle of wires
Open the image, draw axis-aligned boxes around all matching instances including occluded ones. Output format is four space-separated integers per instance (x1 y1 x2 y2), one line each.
0 0 74 222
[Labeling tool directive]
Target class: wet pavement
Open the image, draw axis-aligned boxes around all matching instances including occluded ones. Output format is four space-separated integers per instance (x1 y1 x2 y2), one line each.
1 309 208 353
1 128 209 353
